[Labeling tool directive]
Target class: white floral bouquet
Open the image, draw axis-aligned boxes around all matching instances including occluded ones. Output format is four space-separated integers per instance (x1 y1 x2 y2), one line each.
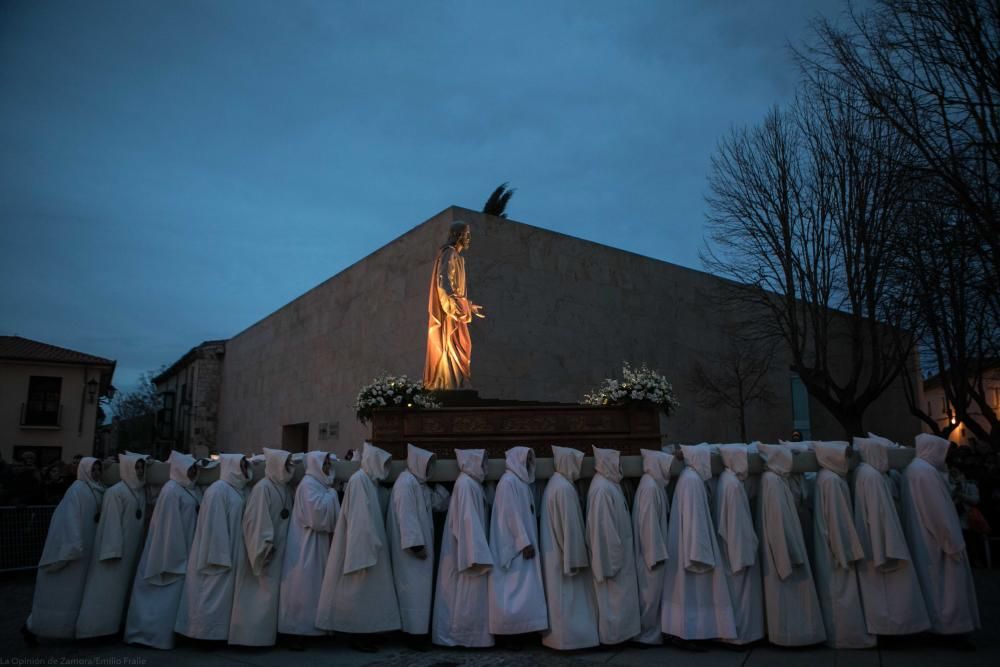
354 373 441 424
583 362 680 416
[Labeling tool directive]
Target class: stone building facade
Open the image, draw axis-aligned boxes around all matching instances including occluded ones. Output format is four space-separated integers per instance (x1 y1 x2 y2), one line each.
152 340 226 459
213 206 921 457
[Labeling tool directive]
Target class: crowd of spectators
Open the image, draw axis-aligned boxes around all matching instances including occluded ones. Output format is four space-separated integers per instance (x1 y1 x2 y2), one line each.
0 452 83 506
947 440 999 568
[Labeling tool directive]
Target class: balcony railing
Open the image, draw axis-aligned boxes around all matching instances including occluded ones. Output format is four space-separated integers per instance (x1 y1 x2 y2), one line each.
19 403 62 428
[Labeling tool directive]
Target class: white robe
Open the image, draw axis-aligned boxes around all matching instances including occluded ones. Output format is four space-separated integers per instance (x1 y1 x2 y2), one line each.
661 446 737 641
386 445 436 635
715 445 764 645
488 446 548 634
124 451 202 649
812 442 875 649
26 458 104 639
631 449 673 645
756 444 825 646
851 438 929 635
76 453 150 638
229 447 295 646
586 447 640 645
278 452 340 636
539 446 599 650
901 434 980 634
174 454 249 641
315 442 400 634
432 448 494 647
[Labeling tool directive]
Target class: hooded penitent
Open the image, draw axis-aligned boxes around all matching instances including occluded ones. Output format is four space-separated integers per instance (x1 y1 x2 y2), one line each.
433 448 494 648
26 458 105 639
810 442 875 649
714 444 763 645
488 447 548 635
901 434 980 634
315 443 401 634
228 448 295 646
586 447 640 645
661 445 737 641
124 451 203 649
175 454 251 641
631 449 673 644
540 446 599 650
755 444 825 646
278 451 340 636
75 453 149 639
387 444 437 635
850 437 929 636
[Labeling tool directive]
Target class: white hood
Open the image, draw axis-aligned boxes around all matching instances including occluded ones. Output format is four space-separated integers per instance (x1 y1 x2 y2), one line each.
361 442 392 481
406 443 435 483
167 450 198 488
305 450 334 486
456 448 488 483
681 444 713 481
757 443 793 476
718 444 750 480
263 447 294 485
118 452 148 491
867 432 899 448
641 448 674 483
854 436 889 473
77 456 104 491
552 446 583 482
592 446 622 483
915 433 950 470
504 446 535 484
220 453 251 489
813 441 851 477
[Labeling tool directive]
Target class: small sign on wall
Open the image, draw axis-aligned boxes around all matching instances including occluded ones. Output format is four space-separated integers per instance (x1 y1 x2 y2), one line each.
318 422 339 440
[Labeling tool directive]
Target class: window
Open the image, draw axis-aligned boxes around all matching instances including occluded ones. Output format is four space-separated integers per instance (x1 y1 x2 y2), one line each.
159 391 175 433
789 374 811 440
23 376 62 426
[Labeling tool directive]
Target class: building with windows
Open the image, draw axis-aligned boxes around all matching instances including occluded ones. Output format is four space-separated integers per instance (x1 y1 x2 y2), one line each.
0 336 115 465
203 206 919 456
923 367 1000 449
151 340 226 459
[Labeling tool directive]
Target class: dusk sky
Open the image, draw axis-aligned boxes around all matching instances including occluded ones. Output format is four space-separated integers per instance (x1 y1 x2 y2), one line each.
1 0 852 392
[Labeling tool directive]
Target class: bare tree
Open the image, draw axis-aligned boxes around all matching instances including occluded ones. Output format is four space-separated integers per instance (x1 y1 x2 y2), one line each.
688 334 777 442
806 0 1000 449
703 78 915 438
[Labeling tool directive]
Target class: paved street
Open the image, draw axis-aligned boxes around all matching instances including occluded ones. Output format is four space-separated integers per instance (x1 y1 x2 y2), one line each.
1 569 997 666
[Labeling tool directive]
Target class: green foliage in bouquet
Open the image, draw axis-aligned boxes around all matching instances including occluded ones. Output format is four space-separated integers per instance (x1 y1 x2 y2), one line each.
583 362 680 416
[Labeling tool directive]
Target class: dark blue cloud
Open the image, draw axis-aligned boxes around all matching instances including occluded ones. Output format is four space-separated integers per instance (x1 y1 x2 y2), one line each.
0 0 852 389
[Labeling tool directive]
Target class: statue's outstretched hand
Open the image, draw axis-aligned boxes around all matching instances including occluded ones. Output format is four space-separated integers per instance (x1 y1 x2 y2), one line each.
471 303 486 319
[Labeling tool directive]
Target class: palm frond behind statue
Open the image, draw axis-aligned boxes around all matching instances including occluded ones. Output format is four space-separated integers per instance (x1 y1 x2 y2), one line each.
482 182 515 218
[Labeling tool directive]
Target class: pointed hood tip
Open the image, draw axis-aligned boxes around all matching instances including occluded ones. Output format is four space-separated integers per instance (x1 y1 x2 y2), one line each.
361 442 392 481
118 451 149 490
757 443 794 476
680 444 713 481
813 440 851 476
406 443 435 483
551 445 584 482
505 446 535 484
718 444 750 480
592 446 622 483
640 448 674 482
914 433 950 469
167 450 198 488
305 450 334 486
456 448 488 482
262 447 294 485
854 436 890 473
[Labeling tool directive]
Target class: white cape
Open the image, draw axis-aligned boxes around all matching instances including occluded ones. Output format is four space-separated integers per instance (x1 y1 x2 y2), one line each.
174 454 249 640
432 448 494 647
586 447 640 645
631 449 673 645
315 443 400 634
715 445 764 644
901 434 980 634
811 442 875 648
124 452 203 649
76 453 150 638
661 446 737 641
27 458 104 638
387 444 436 635
540 446 599 650
851 437 929 635
488 446 548 634
229 447 295 646
278 451 340 636
756 444 825 646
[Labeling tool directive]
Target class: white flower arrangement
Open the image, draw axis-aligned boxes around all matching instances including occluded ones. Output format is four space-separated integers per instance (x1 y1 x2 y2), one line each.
583 362 680 416
355 373 440 424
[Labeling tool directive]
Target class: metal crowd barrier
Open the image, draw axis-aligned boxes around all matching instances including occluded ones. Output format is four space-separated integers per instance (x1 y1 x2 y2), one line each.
0 505 56 572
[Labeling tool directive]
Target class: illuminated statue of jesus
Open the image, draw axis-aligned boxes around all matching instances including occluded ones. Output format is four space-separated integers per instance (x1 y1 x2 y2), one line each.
424 221 485 390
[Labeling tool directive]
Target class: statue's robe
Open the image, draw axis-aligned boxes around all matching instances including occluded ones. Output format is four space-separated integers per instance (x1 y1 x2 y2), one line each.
424 244 472 390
